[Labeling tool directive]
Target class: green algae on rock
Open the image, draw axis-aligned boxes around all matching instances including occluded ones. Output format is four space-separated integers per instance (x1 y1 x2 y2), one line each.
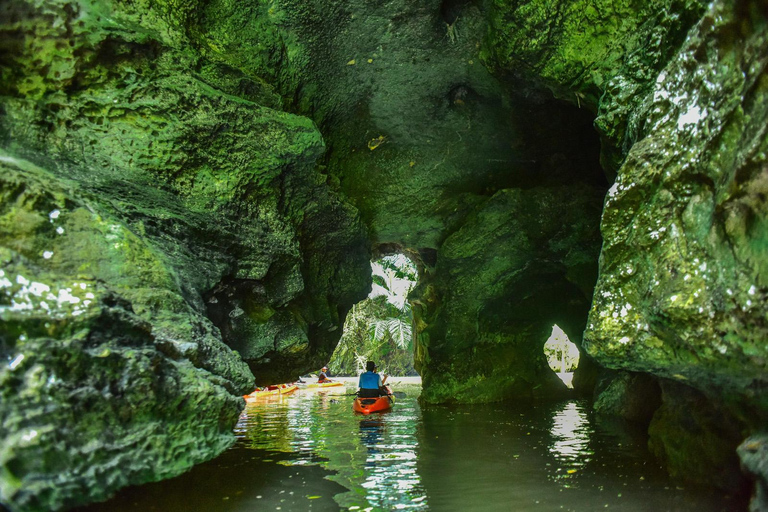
648 381 748 493
413 185 604 404
482 0 708 173
592 370 661 425
583 0 768 490
737 433 768 512
0 0 371 509
0 156 252 511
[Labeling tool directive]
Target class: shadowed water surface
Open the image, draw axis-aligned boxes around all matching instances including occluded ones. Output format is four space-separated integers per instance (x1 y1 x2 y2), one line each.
79 379 744 511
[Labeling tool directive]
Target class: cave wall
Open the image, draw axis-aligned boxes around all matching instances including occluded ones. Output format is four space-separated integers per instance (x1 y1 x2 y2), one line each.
1 0 767 508
257 0 611 404
582 0 768 491
483 0 709 172
0 0 370 510
412 184 605 403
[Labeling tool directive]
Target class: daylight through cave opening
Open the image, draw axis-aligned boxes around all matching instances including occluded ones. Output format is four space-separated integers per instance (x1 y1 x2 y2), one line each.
329 253 420 377
543 325 580 389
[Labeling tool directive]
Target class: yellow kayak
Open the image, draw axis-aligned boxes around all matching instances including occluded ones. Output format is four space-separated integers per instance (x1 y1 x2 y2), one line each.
305 381 344 389
244 384 298 400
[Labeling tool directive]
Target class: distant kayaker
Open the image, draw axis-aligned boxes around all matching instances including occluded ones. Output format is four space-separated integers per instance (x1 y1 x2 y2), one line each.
358 361 389 398
318 366 332 383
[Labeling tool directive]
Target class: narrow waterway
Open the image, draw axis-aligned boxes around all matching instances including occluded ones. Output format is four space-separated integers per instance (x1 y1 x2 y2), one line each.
79 379 743 512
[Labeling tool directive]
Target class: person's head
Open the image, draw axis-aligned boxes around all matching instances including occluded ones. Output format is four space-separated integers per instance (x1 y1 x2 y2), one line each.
366 361 376 372
321 366 328 372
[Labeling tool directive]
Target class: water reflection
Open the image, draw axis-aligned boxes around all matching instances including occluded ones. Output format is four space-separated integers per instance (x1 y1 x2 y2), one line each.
356 416 426 510
236 383 428 510
547 401 594 489
78 388 744 512
548 401 593 467
359 417 383 459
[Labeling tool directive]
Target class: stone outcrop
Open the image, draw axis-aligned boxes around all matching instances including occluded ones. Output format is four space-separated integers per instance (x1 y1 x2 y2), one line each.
592 370 661 424
412 184 604 403
0 155 254 510
582 0 768 493
0 0 369 509
648 381 748 493
256 0 611 405
739 434 768 512
482 0 709 172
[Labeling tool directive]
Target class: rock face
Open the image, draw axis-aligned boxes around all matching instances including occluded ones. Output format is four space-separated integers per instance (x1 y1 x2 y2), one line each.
258 0 610 404
413 185 604 403
738 434 768 512
0 0 370 509
482 0 708 172
0 155 253 511
582 0 768 489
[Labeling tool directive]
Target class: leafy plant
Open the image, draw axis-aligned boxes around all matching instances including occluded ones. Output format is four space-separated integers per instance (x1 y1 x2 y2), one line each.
329 255 418 376
543 325 580 373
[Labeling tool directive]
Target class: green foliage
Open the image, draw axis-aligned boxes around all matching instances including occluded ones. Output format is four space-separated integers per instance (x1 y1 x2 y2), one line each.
371 274 389 291
543 325 580 373
329 255 418 376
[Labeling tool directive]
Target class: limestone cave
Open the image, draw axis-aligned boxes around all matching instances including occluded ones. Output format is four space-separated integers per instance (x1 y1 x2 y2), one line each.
1 0 766 510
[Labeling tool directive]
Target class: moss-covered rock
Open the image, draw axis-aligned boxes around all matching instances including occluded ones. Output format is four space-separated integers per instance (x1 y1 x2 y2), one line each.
583 0 768 490
648 381 748 492
0 0 370 509
738 433 768 512
584 0 768 421
592 370 661 425
0 156 253 510
241 0 611 406
413 185 604 403
483 0 705 103
482 0 707 172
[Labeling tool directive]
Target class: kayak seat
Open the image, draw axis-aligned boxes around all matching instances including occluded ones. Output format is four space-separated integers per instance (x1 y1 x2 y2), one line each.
358 388 387 398
360 399 378 405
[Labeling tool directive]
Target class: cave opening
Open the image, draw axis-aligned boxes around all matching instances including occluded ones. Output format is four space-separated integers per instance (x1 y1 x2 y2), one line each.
543 324 580 389
328 253 420 377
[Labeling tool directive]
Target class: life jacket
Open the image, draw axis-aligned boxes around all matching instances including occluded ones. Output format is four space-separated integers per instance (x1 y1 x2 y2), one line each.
359 371 380 389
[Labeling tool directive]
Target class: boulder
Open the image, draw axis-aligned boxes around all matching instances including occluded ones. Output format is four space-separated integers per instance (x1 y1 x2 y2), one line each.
0 0 370 509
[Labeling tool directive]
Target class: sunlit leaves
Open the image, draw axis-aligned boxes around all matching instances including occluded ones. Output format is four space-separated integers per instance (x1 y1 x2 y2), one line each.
329 254 418 375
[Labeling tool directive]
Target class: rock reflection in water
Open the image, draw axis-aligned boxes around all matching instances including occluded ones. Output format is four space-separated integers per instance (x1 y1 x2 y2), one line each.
78 385 745 512
235 384 429 510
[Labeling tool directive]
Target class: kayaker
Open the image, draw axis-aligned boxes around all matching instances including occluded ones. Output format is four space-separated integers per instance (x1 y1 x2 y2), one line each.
358 361 389 398
318 366 332 383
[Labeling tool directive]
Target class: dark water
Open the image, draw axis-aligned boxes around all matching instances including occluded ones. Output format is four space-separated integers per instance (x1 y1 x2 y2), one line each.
80 382 744 511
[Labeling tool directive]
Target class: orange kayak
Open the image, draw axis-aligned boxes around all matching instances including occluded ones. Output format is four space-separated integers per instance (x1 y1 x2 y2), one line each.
244 383 298 400
353 394 394 415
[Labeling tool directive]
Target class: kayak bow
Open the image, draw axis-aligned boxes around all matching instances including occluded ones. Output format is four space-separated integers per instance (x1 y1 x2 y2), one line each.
306 381 344 389
353 394 394 415
244 383 298 401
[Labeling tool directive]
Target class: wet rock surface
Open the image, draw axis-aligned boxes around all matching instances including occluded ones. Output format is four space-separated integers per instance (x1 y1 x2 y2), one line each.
583 0 768 493
412 185 604 404
0 0 369 509
0 156 252 510
482 0 708 172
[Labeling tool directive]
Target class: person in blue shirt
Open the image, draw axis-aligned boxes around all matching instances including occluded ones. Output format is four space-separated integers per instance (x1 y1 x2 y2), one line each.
358 361 389 398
